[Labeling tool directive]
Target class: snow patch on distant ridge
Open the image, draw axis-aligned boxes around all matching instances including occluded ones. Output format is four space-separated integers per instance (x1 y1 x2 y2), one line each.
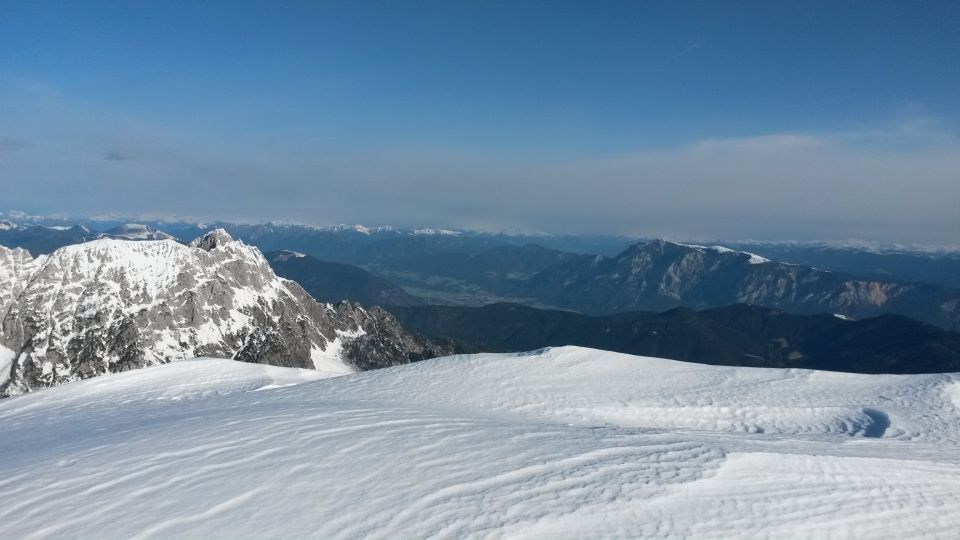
101 223 174 241
729 238 960 255
672 241 771 264
271 250 306 261
413 228 463 236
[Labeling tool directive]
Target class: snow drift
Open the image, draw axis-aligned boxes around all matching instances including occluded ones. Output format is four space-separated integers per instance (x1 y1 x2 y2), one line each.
1 346 958 538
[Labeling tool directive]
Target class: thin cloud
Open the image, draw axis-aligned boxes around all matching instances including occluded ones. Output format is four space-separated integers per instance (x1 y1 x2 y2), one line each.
0 137 30 152
1 87 957 245
103 150 133 161
666 41 703 61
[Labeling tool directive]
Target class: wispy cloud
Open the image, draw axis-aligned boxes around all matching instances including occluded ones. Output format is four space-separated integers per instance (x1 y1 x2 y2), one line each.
103 150 134 161
0 137 30 152
1 83 957 244
666 40 703 61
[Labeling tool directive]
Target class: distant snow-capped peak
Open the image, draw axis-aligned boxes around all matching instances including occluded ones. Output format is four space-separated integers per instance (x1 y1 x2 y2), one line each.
99 223 175 241
412 228 463 236
636 239 771 265
670 241 771 264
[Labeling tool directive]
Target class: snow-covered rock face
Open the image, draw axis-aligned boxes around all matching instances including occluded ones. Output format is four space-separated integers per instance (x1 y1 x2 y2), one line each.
0 230 446 396
0 246 44 321
189 227 234 250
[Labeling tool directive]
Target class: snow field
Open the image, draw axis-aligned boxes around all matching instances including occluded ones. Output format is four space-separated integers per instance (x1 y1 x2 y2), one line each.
1 347 958 538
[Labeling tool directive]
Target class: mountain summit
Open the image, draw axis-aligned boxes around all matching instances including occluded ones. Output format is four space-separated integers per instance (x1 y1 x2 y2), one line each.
189 227 235 250
0 231 447 396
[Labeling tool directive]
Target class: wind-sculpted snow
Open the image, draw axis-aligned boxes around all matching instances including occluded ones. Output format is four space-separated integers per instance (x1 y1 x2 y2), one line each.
0 231 447 396
1 347 958 538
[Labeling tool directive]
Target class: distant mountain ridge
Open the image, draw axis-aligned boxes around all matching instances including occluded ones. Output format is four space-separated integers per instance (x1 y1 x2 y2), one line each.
526 240 960 330
727 241 960 288
266 250 424 307
0 222 173 255
2 213 959 328
0 224 96 255
100 223 174 241
388 302 960 374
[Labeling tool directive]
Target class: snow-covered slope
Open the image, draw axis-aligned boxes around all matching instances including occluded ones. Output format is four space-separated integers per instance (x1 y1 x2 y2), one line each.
98 223 175 241
1 346 957 538
0 230 447 396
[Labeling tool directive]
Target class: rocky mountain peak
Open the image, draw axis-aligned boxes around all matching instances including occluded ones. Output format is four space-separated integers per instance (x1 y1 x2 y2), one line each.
0 235 449 396
190 228 235 251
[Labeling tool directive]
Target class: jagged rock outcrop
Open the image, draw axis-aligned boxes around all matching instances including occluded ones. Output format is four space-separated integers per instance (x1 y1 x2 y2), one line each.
0 230 448 396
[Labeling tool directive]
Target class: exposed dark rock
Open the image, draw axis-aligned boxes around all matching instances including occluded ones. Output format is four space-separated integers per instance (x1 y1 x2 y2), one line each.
388 302 960 374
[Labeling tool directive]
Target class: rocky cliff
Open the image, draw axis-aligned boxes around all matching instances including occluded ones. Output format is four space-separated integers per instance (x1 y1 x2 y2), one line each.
0 230 448 396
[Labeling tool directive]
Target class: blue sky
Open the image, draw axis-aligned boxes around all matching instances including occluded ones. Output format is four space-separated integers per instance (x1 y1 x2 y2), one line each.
1 1 958 243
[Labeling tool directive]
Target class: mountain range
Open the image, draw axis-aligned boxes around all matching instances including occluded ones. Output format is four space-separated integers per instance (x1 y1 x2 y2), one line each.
3 211 958 294
3 213 960 382
524 240 960 330
727 241 960 288
210 223 960 330
388 302 960 374
0 221 174 254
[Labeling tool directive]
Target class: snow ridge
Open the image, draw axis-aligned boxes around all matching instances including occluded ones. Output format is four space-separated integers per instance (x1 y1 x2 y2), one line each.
672 240 771 264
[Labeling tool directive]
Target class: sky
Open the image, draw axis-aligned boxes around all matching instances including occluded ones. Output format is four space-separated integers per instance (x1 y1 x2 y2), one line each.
1 0 958 244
